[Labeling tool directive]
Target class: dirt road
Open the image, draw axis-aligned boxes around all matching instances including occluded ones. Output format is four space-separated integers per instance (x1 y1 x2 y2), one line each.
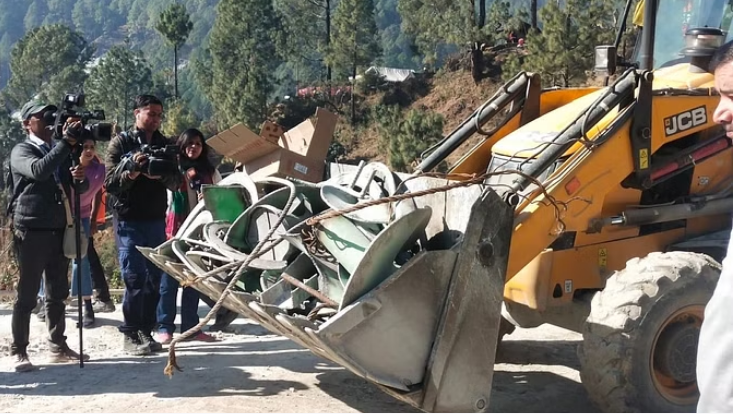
0 303 598 413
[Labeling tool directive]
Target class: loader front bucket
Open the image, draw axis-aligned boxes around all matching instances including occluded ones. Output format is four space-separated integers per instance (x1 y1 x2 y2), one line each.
140 170 514 413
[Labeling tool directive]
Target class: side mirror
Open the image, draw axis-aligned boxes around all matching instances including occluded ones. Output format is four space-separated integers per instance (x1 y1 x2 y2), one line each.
595 45 617 76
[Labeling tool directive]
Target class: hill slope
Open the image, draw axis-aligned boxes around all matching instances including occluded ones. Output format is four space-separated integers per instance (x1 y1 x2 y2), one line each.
336 68 505 168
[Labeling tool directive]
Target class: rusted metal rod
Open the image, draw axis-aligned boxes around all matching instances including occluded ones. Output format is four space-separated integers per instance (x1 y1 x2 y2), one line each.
281 273 339 308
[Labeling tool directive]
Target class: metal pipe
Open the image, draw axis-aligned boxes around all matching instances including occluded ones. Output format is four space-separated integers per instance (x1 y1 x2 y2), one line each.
640 0 658 71
414 73 530 173
281 273 339 308
606 197 732 227
349 160 366 189
614 0 635 55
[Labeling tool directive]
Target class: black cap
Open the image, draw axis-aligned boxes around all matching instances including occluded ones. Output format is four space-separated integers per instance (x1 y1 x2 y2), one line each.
19 100 54 121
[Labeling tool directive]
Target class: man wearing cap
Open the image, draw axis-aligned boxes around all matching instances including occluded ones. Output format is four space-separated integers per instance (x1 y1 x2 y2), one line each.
7 99 90 372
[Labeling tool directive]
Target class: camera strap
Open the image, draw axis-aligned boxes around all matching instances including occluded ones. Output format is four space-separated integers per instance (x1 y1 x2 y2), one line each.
57 182 74 227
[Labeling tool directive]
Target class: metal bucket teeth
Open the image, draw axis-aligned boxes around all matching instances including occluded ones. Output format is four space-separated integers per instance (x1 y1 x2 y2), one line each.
274 313 325 355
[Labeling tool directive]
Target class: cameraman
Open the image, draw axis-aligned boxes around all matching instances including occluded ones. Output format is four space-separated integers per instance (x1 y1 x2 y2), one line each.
104 95 181 356
7 99 90 372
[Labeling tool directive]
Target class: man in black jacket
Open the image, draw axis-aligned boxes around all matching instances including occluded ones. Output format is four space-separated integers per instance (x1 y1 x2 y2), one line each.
8 99 90 372
104 95 181 355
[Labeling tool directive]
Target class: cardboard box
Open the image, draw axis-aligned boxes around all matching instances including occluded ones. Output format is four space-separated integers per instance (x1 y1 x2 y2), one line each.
206 108 338 182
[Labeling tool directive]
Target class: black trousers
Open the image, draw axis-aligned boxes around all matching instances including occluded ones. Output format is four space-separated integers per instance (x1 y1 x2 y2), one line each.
11 228 70 355
87 237 111 303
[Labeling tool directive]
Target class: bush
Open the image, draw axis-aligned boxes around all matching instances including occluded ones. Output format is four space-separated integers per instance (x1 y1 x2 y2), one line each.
374 105 445 172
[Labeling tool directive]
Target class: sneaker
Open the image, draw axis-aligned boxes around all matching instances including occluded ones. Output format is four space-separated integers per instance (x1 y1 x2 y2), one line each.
140 331 164 352
13 353 34 372
37 310 46 322
123 333 152 356
48 343 90 364
182 331 219 342
154 332 173 345
91 300 115 313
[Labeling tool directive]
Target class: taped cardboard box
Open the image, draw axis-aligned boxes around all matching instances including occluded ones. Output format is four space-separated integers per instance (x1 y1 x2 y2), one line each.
206 107 338 182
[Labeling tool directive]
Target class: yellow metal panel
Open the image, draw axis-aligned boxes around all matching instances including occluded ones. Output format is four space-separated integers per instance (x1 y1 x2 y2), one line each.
538 87 603 115
503 249 553 310
504 229 687 309
451 88 603 174
650 95 720 151
450 113 522 175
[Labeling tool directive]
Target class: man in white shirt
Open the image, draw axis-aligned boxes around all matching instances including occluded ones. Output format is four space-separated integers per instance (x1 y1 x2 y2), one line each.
696 39 733 413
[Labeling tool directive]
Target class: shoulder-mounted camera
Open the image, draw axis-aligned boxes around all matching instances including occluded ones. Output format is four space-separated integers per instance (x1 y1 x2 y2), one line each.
44 93 113 142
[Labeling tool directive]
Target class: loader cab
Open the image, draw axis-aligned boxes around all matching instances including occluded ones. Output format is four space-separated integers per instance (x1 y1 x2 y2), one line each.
630 0 733 69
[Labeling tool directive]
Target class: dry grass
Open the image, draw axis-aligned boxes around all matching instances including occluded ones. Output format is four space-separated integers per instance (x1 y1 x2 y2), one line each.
335 68 505 168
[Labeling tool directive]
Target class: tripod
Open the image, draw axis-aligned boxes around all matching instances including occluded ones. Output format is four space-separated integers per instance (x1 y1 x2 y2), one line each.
69 146 85 369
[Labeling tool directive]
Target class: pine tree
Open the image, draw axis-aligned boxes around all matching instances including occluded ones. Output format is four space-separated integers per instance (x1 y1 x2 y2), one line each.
328 0 381 122
207 0 283 129
85 44 153 129
0 109 24 189
398 0 502 66
504 0 620 87
155 2 193 99
274 0 334 84
6 24 93 107
161 99 199 137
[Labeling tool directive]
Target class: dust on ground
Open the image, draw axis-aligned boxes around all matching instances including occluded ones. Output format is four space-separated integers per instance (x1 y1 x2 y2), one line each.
0 302 598 413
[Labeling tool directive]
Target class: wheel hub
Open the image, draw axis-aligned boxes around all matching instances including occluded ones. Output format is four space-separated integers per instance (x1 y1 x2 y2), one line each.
653 323 700 383
650 304 704 405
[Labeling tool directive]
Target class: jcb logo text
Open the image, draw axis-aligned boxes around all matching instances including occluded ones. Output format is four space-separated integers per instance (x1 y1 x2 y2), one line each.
664 106 707 136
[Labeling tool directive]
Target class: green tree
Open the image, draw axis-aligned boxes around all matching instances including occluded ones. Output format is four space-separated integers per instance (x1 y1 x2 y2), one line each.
397 0 483 66
155 2 193 99
375 0 422 68
160 98 199 137
274 0 333 85
375 105 444 172
72 0 107 41
206 0 283 129
504 0 620 87
328 0 381 76
0 110 25 189
328 0 381 122
5 24 93 107
85 44 153 129
273 0 371 88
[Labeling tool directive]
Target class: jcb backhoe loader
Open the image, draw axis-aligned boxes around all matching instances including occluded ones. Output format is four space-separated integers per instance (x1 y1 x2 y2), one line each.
142 0 733 412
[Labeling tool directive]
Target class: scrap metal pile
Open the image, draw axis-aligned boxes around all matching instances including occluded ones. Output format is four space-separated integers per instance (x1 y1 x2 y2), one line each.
140 160 496 401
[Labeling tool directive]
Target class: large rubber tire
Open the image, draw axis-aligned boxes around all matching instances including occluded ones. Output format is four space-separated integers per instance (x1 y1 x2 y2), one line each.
578 251 721 412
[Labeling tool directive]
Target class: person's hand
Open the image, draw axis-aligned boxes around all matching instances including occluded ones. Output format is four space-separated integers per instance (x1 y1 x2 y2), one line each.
70 164 86 181
63 120 83 146
197 191 204 201
127 152 148 180
133 152 148 169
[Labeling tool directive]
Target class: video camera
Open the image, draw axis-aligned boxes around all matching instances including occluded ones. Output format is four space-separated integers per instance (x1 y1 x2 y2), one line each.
136 144 180 176
44 93 113 142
